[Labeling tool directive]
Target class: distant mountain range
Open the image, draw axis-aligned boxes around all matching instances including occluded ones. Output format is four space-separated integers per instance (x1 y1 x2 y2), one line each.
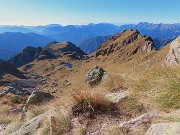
0 32 54 59
0 22 179 59
1 22 180 43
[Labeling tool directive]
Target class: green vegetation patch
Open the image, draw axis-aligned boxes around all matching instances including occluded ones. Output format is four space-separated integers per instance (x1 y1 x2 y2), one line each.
158 80 180 109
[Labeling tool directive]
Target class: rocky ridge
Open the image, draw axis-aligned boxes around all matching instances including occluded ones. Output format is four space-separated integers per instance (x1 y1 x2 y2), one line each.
94 29 155 57
8 46 56 68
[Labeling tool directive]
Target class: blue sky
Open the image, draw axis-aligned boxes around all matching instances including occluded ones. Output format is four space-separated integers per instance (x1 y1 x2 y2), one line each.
0 0 179 26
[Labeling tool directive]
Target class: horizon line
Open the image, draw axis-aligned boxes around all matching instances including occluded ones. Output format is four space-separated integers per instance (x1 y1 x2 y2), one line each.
0 22 180 27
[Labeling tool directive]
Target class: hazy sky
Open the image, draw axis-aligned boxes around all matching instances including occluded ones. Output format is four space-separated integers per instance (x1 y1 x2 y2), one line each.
0 0 180 26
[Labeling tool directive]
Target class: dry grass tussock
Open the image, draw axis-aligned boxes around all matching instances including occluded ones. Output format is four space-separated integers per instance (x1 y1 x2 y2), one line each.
72 88 118 118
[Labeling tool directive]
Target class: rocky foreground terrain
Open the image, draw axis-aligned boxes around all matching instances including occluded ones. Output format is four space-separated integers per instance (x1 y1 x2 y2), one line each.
0 29 179 135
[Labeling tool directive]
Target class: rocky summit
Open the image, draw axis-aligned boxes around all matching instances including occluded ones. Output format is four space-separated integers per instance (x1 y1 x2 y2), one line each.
93 29 155 62
45 42 85 55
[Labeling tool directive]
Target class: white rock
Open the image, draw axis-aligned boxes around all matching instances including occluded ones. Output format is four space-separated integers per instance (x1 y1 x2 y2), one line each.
145 122 180 135
105 91 129 103
11 113 47 135
165 36 180 66
120 112 156 133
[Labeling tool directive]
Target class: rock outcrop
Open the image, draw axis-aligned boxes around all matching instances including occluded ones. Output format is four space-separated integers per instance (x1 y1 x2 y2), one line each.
165 36 180 66
0 83 31 97
145 122 180 135
105 91 129 103
121 112 156 134
8 46 56 67
86 66 106 86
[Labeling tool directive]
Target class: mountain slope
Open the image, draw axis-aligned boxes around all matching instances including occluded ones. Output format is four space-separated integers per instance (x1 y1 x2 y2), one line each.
0 32 54 59
93 29 155 63
78 36 110 54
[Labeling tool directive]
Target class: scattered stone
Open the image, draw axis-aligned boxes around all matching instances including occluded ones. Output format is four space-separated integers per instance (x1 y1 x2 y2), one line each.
105 91 129 103
165 36 180 66
0 124 7 132
120 112 156 134
86 66 106 86
145 122 180 135
0 83 31 98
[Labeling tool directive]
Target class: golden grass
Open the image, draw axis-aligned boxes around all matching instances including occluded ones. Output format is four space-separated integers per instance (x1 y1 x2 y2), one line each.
130 67 180 110
26 106 46 121
1 121 23 135
49 107 71 134
103 75 125 92
36 106 71 135
102 125 123 135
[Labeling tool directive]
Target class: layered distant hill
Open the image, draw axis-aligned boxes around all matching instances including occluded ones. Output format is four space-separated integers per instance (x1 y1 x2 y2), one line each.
0 22 180 59
0 32 54 59
40 22 180 44
1 22 179 44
